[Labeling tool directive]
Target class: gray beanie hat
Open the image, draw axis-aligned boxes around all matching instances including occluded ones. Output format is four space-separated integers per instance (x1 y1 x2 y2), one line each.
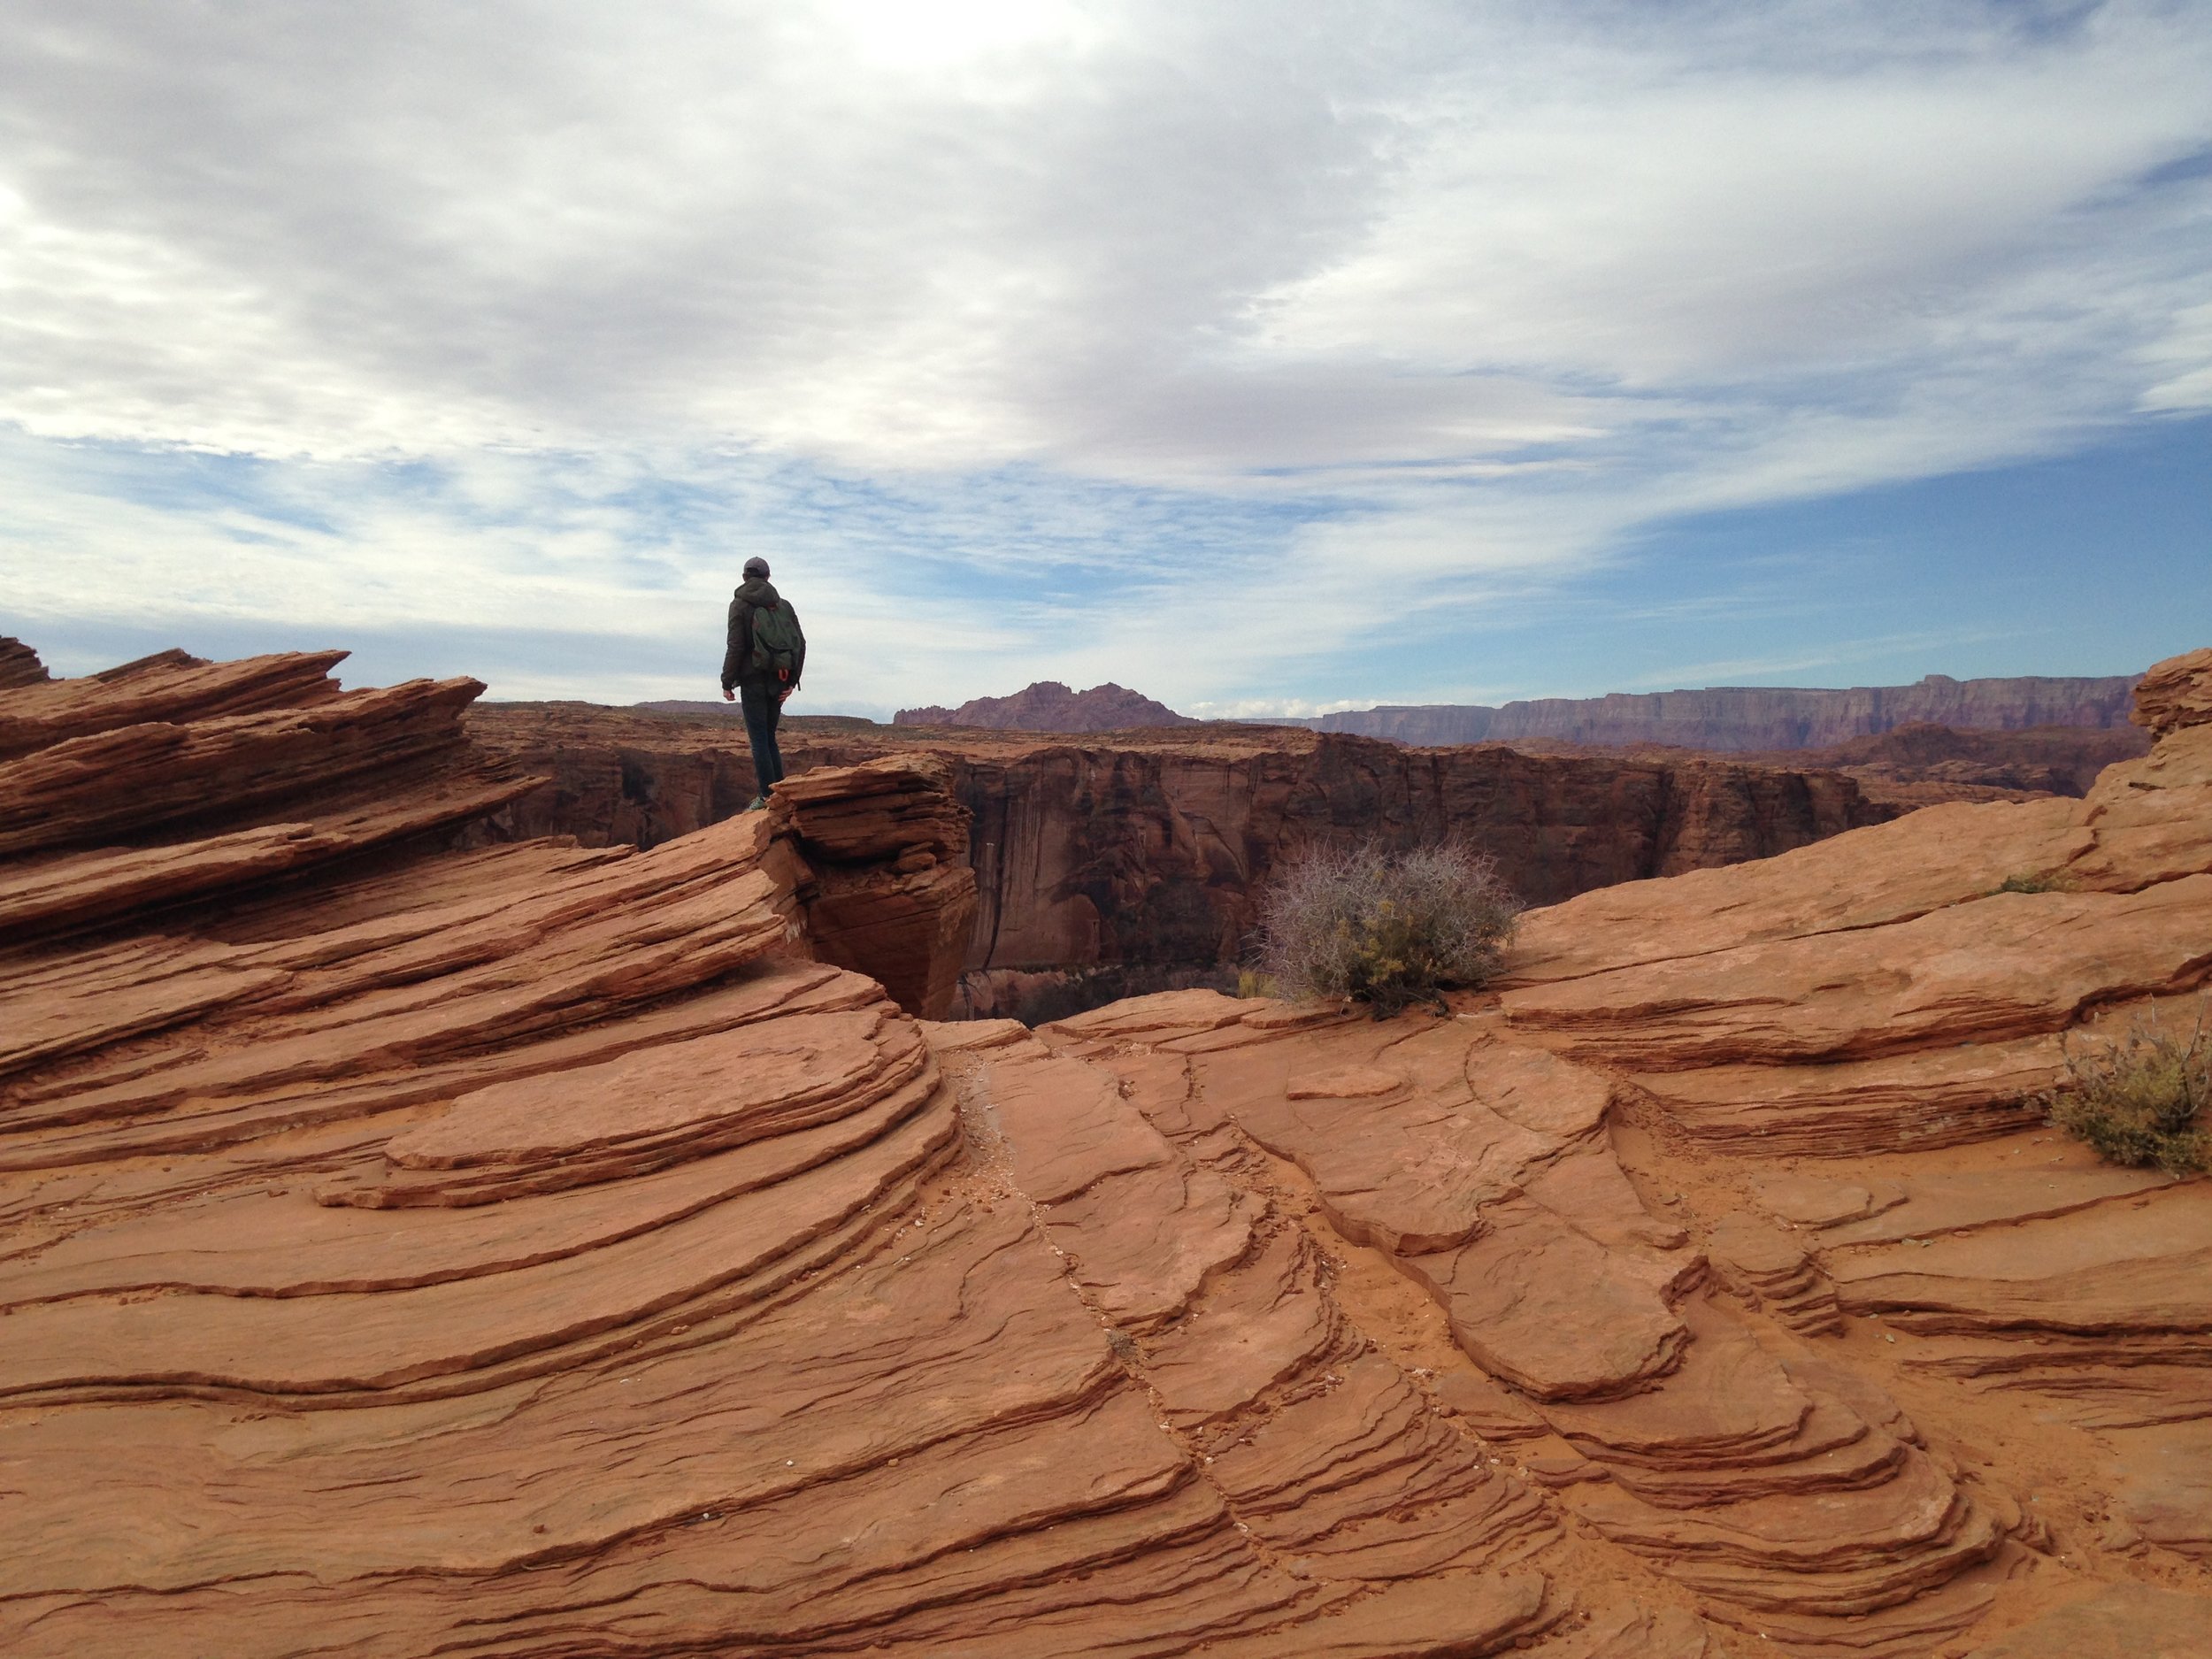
742 557 771 579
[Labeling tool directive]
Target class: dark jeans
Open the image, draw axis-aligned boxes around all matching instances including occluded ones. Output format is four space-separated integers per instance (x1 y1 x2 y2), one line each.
739 682 786 796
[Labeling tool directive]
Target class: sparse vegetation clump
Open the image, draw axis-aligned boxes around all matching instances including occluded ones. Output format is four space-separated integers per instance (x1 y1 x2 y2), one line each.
1252 840 1523 1018
1992 869 2081 895
1236 967 1279 1000
2042 1001 2210 1176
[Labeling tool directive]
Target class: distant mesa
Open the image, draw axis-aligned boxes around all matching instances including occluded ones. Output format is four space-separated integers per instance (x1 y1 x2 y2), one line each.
1304 672 2144 750
895 680 1198 733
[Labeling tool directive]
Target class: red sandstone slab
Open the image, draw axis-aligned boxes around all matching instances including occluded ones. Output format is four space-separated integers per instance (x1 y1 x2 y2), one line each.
2068 718 2212 889
4 1078 934 1304
0 648 347 764
978 1045 1174 1204
0 1097 956 1403
1632 1036 2063 1156
1502 795 2090 987
0 959 872 1176
2103 1421 2212 1560
1506 875 2212 1069
1965 1582 2212 1657
1144 1226 1346 1425
1039 1159 1256 1330
0 677 485 858
385 1009 895 1167
1397 1198 1689 1402
1806 1164 2174 1245
1541 1306 1813 1466
0 764 543 941
1826 1187 2212 1339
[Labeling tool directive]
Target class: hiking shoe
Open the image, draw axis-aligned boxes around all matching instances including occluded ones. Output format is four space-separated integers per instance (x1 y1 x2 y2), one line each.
744 795 769 812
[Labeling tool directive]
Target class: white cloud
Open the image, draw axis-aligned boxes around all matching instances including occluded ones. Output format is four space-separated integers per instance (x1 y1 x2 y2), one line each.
0 0 2208 709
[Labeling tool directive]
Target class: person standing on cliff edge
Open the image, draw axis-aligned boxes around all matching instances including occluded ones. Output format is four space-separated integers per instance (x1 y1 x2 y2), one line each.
720 556 807 810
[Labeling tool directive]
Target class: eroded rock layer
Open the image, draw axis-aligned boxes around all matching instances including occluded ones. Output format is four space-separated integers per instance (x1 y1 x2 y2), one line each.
0 647 1656 1658
3 643 2208 1657
466 703 1891 1019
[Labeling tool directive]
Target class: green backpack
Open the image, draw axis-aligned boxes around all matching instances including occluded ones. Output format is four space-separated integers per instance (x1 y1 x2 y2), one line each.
749 597 804 681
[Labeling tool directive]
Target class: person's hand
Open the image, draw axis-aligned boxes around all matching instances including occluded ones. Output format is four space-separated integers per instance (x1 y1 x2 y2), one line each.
778 686 793 704
722 688 735 703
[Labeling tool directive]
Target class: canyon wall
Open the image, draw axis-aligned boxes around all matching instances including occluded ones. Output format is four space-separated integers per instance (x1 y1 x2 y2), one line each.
1775 720 2152 808
1310 671 2144 749
465 705 1889 1019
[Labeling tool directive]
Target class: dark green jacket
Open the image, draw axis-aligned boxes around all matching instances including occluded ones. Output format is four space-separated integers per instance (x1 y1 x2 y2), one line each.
720 577 806 692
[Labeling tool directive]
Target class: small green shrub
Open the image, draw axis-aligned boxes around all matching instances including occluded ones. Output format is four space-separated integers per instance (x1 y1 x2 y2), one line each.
1235 967 1279 1000
1253 841 1523 1018
2042 1001 2210 1176
1992 870 2080 895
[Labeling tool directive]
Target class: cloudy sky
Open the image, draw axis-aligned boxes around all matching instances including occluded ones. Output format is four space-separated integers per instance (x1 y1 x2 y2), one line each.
3 0 2208 717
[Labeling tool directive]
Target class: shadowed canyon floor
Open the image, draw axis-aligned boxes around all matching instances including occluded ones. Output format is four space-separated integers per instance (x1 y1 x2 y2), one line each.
1 640 2209 1656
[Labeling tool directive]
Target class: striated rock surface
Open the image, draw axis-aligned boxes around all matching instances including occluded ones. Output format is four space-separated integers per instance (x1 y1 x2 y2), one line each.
0 635 50 689
4 640 2209 1657
1309 672 2146 749
0 642 1654 1659
894 679 1198 731
468 703 1890 1019
770 754 979 1020
0 650 542 945
2132 646 2212 735
0 646 348 764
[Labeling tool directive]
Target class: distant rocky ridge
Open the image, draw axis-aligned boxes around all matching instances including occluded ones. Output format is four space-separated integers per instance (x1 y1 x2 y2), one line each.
894 680 1197 732
1304 672 2143 749
1513 720 2154 811
878 666 2144 748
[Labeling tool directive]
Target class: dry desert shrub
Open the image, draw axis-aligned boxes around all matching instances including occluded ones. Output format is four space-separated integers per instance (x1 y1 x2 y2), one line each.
2042 1000 2210 1176
1992 869 2081 895
1253 840 1522 1018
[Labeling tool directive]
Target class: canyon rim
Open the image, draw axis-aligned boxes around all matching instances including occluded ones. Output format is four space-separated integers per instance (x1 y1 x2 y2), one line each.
0 639 2207 1655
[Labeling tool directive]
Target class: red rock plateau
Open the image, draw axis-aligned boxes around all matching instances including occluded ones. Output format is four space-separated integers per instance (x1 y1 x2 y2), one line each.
465 705 1889 1020
3 635 2209 1657
895 680 1199 731
1515 723 2155 812
1308 672 2145 749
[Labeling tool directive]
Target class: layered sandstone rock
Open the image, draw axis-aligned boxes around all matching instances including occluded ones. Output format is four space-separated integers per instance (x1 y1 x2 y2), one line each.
1025 991 2036 1655
467 703 1889 1018
770 754 979 1020
979 647 2212 1653
0 645 348 764
0 644 1677 1658
0 635 50 689
2132 647 2212 735
4 640 2208 1658
0 650 541 944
